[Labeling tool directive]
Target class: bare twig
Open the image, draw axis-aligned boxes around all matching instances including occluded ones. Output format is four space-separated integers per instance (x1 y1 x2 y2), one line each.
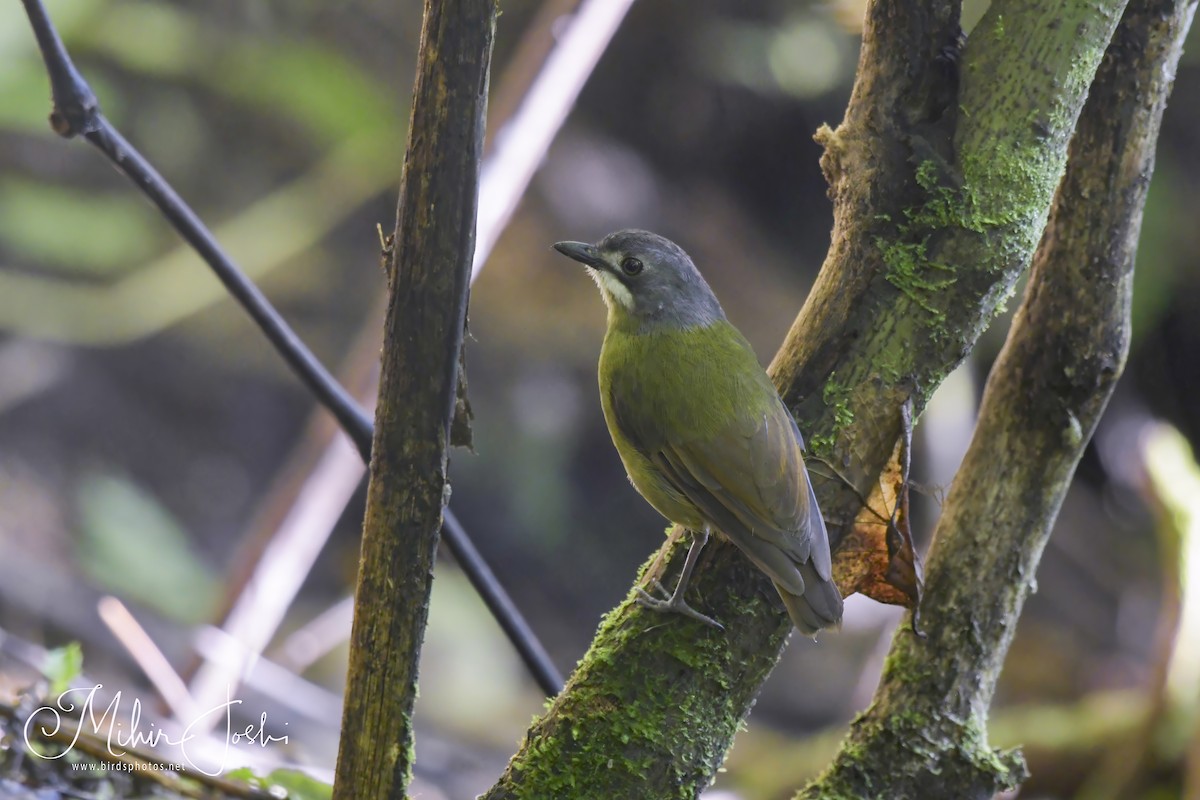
98 596 197 722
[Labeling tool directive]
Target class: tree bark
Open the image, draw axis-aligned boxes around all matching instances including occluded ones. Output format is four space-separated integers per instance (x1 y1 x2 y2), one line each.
482 1 1131 798
332 2 496 798
800 0 1194 794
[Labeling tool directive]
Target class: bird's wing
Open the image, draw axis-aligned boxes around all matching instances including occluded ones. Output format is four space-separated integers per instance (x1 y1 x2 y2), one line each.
646 398 833 589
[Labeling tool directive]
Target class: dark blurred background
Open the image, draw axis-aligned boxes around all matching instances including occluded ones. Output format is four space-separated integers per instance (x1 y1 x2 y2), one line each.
1 1 1198 797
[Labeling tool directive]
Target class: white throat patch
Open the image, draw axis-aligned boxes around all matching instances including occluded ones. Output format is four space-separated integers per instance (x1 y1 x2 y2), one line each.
590 268 635 311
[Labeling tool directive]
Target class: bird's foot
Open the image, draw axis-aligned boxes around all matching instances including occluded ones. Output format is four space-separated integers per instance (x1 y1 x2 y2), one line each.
635 578 724 630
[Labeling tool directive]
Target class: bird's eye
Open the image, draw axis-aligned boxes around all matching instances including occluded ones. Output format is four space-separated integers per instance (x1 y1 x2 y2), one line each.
620 257 644 276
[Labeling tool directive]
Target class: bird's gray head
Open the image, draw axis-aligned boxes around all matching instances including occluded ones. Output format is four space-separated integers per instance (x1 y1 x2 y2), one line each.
552 230 725 331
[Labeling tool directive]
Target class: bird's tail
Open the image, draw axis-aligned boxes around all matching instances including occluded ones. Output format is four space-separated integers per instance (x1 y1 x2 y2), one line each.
776 562 843 635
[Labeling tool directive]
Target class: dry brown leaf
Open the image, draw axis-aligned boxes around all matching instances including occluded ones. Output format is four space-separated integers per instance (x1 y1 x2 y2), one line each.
831 438 924 614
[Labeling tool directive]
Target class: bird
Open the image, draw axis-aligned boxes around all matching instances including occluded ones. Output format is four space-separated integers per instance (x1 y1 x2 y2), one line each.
553 229 842 634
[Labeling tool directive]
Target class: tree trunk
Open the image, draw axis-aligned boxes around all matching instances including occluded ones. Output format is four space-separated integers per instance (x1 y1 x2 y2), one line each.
332 2 497 798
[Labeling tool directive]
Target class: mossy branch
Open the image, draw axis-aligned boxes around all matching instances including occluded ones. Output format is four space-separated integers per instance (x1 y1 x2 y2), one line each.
800 0 1195 796
331 1 497 798
482 1 1141 798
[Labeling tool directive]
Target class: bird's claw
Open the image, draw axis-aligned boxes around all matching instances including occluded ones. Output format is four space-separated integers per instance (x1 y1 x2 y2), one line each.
635 584 724 630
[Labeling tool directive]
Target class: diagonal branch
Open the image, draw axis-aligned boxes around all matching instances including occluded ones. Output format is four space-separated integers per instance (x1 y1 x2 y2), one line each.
483 0 1132 796
801 0 1195 793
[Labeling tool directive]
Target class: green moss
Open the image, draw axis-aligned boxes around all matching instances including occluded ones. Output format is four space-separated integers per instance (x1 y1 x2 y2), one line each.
808 437 834 458
808 374 854 456
494 591 749 799
959 720 1028 789
872 160 972 332
874 333 911 384
877 236 957 320
961 147 1057 236
879 639 939 689
914 160 937 192
893 708 929 731
874 144 1050 346
824 375 854 432
800 705 1025 799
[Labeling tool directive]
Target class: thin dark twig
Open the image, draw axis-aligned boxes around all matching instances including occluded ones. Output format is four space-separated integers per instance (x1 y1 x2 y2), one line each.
20 0 563 697
23 0 98 138
90 122 378 457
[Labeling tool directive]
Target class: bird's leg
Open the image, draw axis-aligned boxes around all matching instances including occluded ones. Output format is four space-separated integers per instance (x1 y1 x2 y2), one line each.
635 527 723 630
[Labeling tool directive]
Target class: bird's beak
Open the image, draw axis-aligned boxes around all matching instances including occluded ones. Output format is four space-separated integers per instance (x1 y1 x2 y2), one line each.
552 241 608 272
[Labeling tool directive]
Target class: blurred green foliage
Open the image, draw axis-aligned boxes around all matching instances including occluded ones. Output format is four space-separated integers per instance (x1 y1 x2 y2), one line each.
0 0 399 341
76 472 220 623
80 1 394 142
41 641 84 697
0 178 161 275
226 766 333 800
